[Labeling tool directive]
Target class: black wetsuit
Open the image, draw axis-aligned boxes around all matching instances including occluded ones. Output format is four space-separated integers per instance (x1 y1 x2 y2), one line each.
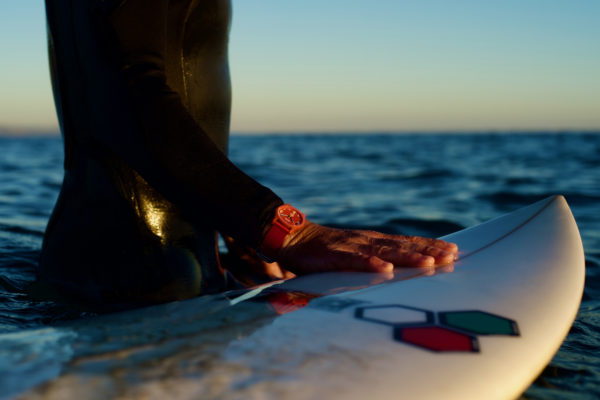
40 0 282 305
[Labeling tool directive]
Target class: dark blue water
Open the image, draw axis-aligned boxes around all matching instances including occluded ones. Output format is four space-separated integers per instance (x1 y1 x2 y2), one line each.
1 133 599 398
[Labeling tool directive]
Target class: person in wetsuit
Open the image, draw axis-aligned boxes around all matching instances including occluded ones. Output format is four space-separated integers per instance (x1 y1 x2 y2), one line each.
39 0 458 306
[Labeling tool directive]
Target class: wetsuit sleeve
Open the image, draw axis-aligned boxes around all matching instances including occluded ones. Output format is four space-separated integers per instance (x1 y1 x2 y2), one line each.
93 0 282 249
121 61 282 248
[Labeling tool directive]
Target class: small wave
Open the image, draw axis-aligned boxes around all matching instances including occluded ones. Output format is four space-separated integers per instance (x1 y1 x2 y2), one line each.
0 225 44 237
378 168 457 182
0 250 39 267
503 177 539 185
0 277 25 294
0 163 21 173
0 189 22 197
335 149 385 162
586 254 600 269
479 191 600 209
562 193 600 206
405 169 457 181
477 191 554 207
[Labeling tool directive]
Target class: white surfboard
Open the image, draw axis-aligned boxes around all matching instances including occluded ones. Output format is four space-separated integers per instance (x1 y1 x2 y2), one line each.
10 195 585 400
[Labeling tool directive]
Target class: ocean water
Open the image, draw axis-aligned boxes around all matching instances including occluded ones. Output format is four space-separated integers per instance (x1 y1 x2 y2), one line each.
0 133 599 398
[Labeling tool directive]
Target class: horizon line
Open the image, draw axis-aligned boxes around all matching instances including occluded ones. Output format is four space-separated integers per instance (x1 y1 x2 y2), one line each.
2 128 599 137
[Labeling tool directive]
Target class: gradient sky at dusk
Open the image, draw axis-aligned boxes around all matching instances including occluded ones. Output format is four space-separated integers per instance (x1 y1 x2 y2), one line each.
1 0 599 133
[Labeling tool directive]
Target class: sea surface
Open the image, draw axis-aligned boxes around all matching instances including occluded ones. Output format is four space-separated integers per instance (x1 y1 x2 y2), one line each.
0 133 599 398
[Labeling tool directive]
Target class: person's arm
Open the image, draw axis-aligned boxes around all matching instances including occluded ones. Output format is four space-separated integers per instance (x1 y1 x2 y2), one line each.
120 65 458 273
107 0 458 271
103 0 281 248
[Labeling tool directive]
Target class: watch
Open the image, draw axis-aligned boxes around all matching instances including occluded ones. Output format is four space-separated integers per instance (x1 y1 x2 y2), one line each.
260 204 306 260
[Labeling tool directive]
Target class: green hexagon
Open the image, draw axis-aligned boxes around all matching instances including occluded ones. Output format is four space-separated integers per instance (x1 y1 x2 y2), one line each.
439 311 519 336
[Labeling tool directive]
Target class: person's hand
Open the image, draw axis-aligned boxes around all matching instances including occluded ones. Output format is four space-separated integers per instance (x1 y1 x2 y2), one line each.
222 236 295 286
276 221 458 275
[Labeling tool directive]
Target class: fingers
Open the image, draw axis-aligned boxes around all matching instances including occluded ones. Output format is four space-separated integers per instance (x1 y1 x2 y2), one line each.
355 237 457 267
360 230 458 254
315 251 395 274
354 244 431 268
406 236 459 253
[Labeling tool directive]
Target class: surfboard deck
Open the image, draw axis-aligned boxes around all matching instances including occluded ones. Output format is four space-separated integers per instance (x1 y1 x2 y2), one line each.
10 195 585 400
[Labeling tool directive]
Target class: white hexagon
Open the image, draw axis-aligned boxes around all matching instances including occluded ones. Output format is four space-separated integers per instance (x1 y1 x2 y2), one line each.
362 306 428 325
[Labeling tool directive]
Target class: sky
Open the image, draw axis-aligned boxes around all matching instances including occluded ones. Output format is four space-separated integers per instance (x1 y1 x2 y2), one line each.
0 0 599 134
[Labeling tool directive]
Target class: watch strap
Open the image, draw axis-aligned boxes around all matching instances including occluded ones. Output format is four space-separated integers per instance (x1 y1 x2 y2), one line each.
261 221 290 259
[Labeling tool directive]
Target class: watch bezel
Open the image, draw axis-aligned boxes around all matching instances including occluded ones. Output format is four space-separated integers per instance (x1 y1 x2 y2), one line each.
276 205 305 229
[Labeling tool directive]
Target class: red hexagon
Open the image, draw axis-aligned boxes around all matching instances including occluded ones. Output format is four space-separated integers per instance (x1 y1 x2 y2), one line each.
394 325 479 352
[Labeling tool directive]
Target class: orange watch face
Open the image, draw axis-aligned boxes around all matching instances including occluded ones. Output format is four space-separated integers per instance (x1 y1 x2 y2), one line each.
277 205 304 227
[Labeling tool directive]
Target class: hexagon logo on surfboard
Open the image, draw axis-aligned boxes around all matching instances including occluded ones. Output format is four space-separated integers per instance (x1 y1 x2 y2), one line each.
355 305 519 353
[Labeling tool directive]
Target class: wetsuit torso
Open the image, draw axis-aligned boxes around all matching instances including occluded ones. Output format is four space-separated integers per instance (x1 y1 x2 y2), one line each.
40 0 282 305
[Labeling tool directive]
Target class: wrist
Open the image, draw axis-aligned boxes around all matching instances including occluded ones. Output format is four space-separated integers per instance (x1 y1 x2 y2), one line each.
259 204 306 261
